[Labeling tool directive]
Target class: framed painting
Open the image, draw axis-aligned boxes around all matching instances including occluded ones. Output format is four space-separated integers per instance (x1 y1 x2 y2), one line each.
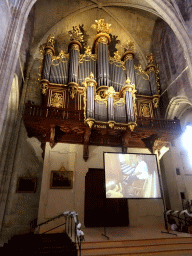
16 177 37 193
50 170 73 189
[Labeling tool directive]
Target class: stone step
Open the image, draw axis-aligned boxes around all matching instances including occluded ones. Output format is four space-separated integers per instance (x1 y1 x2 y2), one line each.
82 237 192 249
81 237 192 256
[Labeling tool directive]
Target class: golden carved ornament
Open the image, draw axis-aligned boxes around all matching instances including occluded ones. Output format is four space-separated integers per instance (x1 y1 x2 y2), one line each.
68 26 84 42
47 35 55 47
94 124 106 129
123 40 135 53
153 95 160 108
84 46 92 56
108 121 115 129
121 78 137 96
41 81 48 94
134 65 149 80
109 56 124 69
91 19 111 34
51 93 63 108
86 119 95 128
45 48 55 56
97 36 108 44
58 50 68 59
79 46 97 63
83 72 97 88
107 87 115 97
146 53 155 65
82 73 97 119
51 50 69 65
70 44 80 51
114 51 121 62
141 103 151 118
114 98 125 107
96 86 108 99
148 66 155 72
95 95 108 106
124 53 134 61
68 82 78 99
155 64 161 94
128 122 137 132
114 126 126 130
39 44 46 55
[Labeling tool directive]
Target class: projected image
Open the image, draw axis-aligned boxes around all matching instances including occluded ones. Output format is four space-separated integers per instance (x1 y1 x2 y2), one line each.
104 153 161 199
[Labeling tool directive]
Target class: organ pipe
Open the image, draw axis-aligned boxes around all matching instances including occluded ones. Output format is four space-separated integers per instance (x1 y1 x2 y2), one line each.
41 35 55 94
146 53 160 108
39 20 161 130
122 51 136 85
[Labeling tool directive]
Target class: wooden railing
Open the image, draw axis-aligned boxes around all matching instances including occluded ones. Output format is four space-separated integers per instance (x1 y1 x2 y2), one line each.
24 103 181 131
137 117 181 131
24 103 84 122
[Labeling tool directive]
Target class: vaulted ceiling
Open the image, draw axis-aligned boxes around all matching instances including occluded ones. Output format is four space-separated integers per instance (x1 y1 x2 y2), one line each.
32 0 161 67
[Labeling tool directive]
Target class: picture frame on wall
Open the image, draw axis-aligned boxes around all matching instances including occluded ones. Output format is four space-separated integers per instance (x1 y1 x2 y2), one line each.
50 170 73 189
16 177 37 193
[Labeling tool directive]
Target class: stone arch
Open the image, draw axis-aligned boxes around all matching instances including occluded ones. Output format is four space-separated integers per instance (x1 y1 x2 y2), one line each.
165 96 192 129
0 0 192 135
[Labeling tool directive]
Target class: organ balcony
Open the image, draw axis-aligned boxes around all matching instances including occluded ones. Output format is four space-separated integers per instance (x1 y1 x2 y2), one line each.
23 19 181 160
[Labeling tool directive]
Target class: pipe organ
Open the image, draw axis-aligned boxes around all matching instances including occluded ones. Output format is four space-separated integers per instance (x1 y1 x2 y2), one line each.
40 19 160 131
24 19 181 160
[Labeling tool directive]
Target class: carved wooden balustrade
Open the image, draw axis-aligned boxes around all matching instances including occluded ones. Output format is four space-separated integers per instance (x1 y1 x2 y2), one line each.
24 102 181 160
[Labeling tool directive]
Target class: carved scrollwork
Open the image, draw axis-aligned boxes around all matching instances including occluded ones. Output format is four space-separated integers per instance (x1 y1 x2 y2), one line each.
95 95 108 105
123 40 135 53
153 95 160 108
113 98 125 107
51 50 69 66
79 46 97 63
68 26 84 42
134 65 149 80
107 87 115 98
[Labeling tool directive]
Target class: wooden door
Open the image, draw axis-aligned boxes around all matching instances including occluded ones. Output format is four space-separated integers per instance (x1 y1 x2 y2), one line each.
84 168 129 227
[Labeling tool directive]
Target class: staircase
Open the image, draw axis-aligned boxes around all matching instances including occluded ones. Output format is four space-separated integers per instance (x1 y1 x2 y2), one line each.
1 233 77 255
81 237 192 256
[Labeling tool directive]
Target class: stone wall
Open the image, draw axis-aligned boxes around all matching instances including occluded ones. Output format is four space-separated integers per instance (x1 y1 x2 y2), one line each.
0 5 44 243
0 1 10 56
152 19 192 119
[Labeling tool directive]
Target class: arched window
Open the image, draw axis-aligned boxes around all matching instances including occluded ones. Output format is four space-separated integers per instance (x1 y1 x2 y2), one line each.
182 125 192 166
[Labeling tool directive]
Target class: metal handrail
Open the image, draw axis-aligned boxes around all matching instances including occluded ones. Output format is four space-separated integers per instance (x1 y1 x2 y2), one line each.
166 209 192 232
35 211 84 256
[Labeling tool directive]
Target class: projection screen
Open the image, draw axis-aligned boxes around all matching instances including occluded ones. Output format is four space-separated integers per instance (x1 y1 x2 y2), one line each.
104 152 162 199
